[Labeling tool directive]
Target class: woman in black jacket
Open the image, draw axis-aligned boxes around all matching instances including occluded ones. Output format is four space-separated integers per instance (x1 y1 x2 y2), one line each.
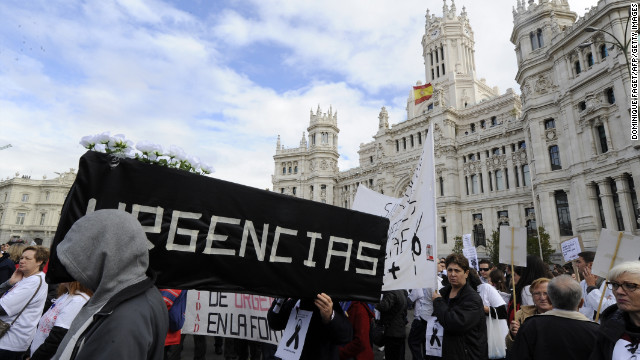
433 253 488 360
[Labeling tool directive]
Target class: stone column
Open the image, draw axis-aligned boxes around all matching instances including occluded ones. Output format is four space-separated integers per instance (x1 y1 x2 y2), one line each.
614 175 637 232
586 183 603 228
597 179 617 231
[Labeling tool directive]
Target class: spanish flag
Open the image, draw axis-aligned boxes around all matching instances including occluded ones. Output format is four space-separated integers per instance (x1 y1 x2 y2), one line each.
413 83 433 105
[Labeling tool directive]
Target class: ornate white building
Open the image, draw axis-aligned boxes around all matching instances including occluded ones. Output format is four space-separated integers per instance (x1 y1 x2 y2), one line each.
0 170 76 247
273 0 637 255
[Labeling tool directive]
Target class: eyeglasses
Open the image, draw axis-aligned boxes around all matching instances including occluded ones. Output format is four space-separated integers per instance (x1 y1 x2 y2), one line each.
479 268 490 272
607 281 640 293
532 292 548 298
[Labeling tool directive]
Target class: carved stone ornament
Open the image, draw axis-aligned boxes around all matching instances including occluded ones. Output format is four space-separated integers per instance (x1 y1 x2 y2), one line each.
534 73 554 94
320 160 329 170
545 128 557 141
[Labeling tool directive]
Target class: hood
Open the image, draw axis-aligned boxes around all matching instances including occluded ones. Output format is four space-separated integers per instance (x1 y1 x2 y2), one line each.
58 209 150 306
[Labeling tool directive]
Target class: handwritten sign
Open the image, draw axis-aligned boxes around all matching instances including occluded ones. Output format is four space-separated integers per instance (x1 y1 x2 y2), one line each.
463 247 479 271
592 229 640 278
183 290 283 345
561 237 582 262
498 226 527 267
353 125 438 291
462 234 473 249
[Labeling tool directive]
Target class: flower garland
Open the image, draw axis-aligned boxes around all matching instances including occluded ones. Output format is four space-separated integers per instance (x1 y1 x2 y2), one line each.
79 132 214 175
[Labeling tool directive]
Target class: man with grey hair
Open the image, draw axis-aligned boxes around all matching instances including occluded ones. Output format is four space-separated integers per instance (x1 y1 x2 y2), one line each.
508 275 599 360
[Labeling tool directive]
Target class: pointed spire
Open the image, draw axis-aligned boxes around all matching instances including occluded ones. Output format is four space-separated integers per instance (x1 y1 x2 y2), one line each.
461 5 467 18
442 0 449 16
316 104 321 115
450 0 456 15
276 135 281 150
300 132 307 147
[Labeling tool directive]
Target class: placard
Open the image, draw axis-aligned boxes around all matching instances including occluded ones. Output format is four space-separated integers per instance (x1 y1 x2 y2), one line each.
592 229 640 278
462 233 473 249
463 247 479 271
561 236 583 262
498 226 527 267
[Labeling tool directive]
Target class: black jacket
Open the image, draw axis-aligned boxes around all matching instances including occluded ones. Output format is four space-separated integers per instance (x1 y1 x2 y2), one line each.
433 282 487 360
589 305 640 360
267 298 352 360
376 290 407 338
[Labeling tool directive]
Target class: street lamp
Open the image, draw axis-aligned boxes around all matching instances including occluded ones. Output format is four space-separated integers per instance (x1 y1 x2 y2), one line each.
584 12 633 78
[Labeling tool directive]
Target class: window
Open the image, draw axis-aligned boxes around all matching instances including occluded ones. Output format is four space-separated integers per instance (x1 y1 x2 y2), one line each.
16 212 25 225
471 124 476 133
469 154 476 161
594 184 606 228
431 69 435 80
430 53 433 66
525 208 536 237
610 180 625 231
312 134 316 145
491 116 497 126
437 67 440 77
549 145 562 170
493 148 500 156
435 51 439 63
370 156 373 164
530 32 537 50
522 165 531 186
410 135 414 147
418 132 422 144
505 168 510 189
544 118 556 129
439 176 444 196
40 213 46 226
514 167 520 187
294 166 298 174
282 167 286 174
480 120 486 129
555 190 573 236
403 138 407 150
442 63 445 75
497 210 509 226
480 174 484 193
606 88 615 104
471 174 479 194
597 125 608 153
518 141 526 149
600 44 608 59
579 101 586 111
369 179 374 187
465 177 469 196
427 104 434 111
472 214 485 247
288 167 292 174
440 46 444 60
511 144 516 152
396 140 399 152
488 171 493 191
280 188 285 194
21 194 29 202
495 170 504 191
292 187 297 196
587 53 594 67
442 226 447 244
45 191 50 201
536 28 544 48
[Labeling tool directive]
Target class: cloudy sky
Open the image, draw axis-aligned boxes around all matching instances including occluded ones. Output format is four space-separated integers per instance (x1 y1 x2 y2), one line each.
0 0 589 190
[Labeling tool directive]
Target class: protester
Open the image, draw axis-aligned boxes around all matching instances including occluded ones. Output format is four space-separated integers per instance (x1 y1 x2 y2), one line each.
589 261 640 359
0 246 49 359
576 251 616 320
267 293 352 359
438 258 450 287
508 275 599 360
479 259 494 284
432 253 487 360
160 288 185 360
375 289 407 360
7 243 26 268
407 283 440 360
52 209 168 359
505 277 552 352
489 269 511 304
339 301 374 360
30 281 92 359
508 255 552 322
468 268 508 359
0 247 15 284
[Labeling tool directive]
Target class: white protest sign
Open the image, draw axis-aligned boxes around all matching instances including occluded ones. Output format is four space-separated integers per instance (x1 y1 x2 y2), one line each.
425 316 443 357
353 125 438 291
183 290 283 345
463 247 479 271
561 237 582 262
498 226 527 267
275 306 313 360
462 233 473 249
592 229 640 278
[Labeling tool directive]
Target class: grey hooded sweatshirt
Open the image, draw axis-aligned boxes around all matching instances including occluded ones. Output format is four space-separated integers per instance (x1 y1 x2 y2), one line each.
53 209 168 360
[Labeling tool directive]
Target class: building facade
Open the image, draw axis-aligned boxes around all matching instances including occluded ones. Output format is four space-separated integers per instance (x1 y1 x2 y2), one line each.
0 170 76 247
273 0 637 255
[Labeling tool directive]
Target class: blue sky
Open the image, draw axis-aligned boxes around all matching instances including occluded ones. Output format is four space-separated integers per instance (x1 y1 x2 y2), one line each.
0 0 587 189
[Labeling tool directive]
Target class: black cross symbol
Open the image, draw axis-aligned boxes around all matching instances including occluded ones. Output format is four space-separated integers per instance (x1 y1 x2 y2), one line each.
388 262 400 279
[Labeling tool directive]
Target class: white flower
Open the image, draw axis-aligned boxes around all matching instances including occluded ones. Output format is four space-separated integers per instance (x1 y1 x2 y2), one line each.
94 143 107 152
200 162 214 174
148 152 159 161
79 135 96 148
168 145 187 161
187 155 200 169
136 141 158 154
95 132 111 144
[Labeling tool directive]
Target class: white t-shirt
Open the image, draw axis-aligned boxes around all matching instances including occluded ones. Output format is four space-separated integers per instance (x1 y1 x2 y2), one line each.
0 272 47 351
30 292 90 355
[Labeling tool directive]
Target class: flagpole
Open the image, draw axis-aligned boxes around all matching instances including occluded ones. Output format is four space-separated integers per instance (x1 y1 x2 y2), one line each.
595 232 623 323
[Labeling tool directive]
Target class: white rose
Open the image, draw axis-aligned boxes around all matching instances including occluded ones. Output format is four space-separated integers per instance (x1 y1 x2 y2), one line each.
168 145 187 161
95 132 111 144
200 162 215 173
79 135 96 148
94 143 107 152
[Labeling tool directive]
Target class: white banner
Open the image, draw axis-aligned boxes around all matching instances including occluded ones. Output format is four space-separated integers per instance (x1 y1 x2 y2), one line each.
182 290 284 345
498 226 527 267
353 125 437 291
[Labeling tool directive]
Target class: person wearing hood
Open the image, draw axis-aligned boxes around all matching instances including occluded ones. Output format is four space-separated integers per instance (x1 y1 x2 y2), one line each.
52 209 168 360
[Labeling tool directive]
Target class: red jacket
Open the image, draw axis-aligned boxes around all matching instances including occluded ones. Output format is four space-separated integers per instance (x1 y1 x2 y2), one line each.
160 289 182 346
339 301 374 360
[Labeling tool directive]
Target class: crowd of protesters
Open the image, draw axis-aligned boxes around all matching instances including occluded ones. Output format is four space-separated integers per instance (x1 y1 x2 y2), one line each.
0 210 637 360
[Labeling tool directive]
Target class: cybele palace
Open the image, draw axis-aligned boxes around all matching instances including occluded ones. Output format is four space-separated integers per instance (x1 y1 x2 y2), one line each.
273 0 638 255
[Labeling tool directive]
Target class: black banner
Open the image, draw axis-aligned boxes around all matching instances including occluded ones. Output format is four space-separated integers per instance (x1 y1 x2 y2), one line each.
48 151 389 302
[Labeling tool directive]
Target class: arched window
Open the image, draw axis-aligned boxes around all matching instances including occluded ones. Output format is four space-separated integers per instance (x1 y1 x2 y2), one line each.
606 88 615 104
600 44 608 59
282 167 286 174
575 61 581 75
288 167 292 174
294 166 298 173
587 53 594 67
555 190 573 236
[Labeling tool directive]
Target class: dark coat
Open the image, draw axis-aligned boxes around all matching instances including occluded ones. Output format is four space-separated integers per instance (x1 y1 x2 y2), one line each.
268 298 353 360
0 254 14 284
340 301 374 360
376 290 407 338
509 311 599 360
433 282 487 360
589 305 640 360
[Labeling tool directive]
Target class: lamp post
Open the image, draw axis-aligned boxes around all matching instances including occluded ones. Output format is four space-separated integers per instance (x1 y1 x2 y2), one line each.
584 12 633 78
